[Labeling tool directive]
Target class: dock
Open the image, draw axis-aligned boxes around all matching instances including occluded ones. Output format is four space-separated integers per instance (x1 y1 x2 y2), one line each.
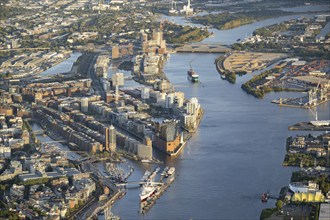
288 122 330 131
140 169 176 214
175 44 230 53
271 97 329 109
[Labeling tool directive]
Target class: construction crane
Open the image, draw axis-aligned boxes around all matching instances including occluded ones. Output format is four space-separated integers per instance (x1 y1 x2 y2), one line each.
309 107 318 121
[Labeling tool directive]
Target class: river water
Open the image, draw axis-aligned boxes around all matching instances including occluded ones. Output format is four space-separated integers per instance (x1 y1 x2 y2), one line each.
112 8 330 220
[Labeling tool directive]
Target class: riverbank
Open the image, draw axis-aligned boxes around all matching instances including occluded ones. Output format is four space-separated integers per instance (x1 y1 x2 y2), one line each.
190 10 296 30
163 22 210 44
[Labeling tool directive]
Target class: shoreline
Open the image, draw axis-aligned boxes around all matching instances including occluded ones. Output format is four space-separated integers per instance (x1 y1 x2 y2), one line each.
189 9 330 32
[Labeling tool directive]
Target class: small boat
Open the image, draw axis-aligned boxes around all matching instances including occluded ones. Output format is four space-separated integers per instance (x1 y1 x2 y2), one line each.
141 171 151 183
161 166 169 176
167 167 175 175
166 167 175 177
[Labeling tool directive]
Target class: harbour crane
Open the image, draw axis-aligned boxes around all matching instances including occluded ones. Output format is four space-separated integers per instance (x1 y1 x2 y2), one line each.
308 107 318 121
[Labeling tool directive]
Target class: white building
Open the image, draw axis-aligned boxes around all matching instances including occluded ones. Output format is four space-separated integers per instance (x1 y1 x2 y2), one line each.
141 87 150 100
81 98 89 113
289 181 319 193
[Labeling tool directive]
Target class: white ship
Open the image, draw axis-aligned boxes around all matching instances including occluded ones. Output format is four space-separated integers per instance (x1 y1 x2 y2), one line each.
140 182 156 202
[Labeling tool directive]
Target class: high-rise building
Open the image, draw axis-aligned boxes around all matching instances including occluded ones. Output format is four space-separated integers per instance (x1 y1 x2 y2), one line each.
112 73 124 102
112 73 124 87
105 127 109 151
108 124 116 152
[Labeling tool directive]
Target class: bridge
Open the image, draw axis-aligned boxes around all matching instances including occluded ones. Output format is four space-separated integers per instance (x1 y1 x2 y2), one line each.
115 181 163 187
41 140 67 144
174 44 230 53
32 130 46 135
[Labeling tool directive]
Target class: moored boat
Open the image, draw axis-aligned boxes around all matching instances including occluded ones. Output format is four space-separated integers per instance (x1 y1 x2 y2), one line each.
166 167 175 177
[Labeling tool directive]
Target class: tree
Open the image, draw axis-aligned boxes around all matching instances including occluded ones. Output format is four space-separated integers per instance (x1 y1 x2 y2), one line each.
275 200 283 211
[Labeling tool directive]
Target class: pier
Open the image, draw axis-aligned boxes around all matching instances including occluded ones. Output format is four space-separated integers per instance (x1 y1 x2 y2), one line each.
288 122 330 131
140 173 176 214
175 44 230 53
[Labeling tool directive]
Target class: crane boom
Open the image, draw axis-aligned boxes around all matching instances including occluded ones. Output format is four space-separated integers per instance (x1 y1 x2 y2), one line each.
309 108 318 121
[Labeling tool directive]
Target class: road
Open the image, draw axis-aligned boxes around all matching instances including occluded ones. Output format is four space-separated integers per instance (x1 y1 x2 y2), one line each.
86 53 106 99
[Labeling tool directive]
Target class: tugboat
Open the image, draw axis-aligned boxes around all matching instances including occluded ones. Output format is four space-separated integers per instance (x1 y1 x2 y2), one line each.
187 62 199 83
261 192 269 203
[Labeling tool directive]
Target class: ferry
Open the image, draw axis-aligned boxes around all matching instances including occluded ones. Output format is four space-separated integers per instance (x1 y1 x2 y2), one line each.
187 63 199 82
140 182 156 202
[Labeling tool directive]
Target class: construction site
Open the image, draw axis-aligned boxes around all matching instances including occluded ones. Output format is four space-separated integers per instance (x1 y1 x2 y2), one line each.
222 52 286 73
272 76 330 108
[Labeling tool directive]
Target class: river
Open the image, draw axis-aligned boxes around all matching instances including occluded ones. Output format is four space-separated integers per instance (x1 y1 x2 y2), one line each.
162 4 329 45
112 8 330 220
